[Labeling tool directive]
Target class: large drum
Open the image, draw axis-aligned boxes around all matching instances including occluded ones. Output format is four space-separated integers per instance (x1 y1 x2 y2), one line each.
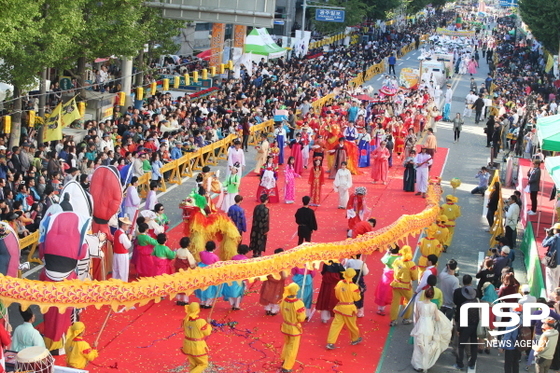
16 346 54 373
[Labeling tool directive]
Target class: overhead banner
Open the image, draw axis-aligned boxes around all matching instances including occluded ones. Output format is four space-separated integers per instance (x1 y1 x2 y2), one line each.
210 23 225 67
436 28 476 38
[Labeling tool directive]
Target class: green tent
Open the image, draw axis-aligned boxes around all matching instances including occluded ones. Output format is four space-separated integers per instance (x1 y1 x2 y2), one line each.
244 28 287 59
536 114 560 151
544 156 560 189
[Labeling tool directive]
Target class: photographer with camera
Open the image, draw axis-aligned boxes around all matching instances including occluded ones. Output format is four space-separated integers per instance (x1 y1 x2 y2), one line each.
543 223 560 299
471 166 490 195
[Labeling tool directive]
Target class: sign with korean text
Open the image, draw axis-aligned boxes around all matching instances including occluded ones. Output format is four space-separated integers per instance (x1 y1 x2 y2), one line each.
315 9 345 23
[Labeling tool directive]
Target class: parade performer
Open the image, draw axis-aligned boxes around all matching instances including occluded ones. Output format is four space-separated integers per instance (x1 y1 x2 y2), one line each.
316 260 345 324
291 266 315 318
371 140 390 184
65 322 98 370
346 187 367 237
175 237 196 306
274 124 287 165
290 133 304 175
132 222 157 278
227 195 246 236
351 217 376 239
328 137 359 178
284 156 300 204
269 141 280 165
326 268 362 350
334 162 352 209
308 157 325 207
221 163 241 213
256 156 279 203
311 134 326 160
394 122 407 158
344 254 370 318
249 194 270 257
226 140 245 177
417 224 442 277
389 245 418 326
441 195 461 248
123 176 141 220
403 149 417 192
182 303 212 373
152 233 176 276
194 241 222 308
415 147 432 198
356 126 371 168
301 126 311 169
223 244 249 310
112 216 133 282
375 246 400 316
39 211 91 352
435 215 450 253
280 283 307 373
254 132 269 174
259 248 286 315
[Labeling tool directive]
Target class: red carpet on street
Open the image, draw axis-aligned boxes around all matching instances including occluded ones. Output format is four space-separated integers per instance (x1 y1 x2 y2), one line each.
63 147 448 373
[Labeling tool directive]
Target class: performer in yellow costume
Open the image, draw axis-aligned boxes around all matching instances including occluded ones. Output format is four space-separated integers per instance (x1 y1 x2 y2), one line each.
441 195 461 247
182 302 213 373
389 245 418 326
326 268 362 349
280 283 306 373
434 215 450 252
65 322 98 369
417 223 442 276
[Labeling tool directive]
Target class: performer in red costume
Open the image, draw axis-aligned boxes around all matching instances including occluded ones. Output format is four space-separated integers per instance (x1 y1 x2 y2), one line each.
346 187 368 237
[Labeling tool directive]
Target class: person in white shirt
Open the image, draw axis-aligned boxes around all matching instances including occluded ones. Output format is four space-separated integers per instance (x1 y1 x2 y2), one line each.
11 307 46 352
518 284 537 304
463 91 477 118
505 194 520 248
343 255 370 318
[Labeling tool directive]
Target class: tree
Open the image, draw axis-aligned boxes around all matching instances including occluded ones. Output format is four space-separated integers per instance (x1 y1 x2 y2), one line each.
403 0 430 15
310 0 371 34
519 0 560 54
366 0 402 21
0 0 86 147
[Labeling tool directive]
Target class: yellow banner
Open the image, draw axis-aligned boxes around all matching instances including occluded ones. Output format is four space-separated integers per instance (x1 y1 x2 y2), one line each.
43 103 63 142
399 68 419 89
436 28 475 38
546 53 554 73
61 96 82 128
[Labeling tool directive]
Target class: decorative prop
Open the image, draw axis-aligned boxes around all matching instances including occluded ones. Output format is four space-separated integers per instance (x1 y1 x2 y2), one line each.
450 178 461 194
0 181 441 313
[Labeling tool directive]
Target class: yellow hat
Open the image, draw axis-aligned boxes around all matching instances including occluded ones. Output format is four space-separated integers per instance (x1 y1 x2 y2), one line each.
553 223 560 230
283 282 300 298
438 215 449 223
67 321 86 345
342 268 357 280
186 302 200 318
400 245 412 261
446 195 458 203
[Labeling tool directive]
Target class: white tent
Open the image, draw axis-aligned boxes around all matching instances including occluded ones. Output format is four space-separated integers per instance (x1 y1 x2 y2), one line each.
244 28 287 61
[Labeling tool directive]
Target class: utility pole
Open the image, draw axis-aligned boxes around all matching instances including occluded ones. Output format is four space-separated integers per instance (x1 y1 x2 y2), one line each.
302 0 307 32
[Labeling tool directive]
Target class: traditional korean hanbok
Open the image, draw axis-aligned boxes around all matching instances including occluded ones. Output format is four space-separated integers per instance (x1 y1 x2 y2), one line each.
357 132 371 168
256 161 279 203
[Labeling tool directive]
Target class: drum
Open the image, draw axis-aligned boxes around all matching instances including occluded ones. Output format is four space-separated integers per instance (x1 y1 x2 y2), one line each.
16 346 54 373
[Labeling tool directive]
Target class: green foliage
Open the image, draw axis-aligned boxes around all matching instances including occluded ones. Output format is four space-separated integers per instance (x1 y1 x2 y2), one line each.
310 0 371 34
366 0 402 21
403 0 430 15
519 0 560 54
431 0 450 9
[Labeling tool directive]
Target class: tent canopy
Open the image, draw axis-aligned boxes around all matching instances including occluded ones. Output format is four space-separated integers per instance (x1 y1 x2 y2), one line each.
244 28 287 59
545 156 560 190
537 114 560 151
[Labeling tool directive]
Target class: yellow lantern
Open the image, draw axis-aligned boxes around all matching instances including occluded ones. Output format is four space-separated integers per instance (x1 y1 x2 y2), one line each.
136 87 144 101
210 66 216 76
228 60 234 70
201 69 208 80
162 78 169 91
78 102 86 117
174 76 180 89
28 110 35 127
219 64 225 74
4 116 11 134
150 81 156 96
118 91 125 106
192 71 198 82
184 73 190 86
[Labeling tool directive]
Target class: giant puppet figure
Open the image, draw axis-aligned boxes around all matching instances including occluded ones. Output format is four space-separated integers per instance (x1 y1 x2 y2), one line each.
89 166 123 280
61 180 106 280
39 210 91 351
0 221 20 278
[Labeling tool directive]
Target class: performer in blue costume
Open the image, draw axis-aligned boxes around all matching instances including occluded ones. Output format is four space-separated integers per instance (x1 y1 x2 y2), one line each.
275 123 287 165
356 126 371 168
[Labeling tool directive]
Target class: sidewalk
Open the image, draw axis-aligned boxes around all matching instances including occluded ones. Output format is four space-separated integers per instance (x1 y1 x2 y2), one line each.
372 50 529 372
